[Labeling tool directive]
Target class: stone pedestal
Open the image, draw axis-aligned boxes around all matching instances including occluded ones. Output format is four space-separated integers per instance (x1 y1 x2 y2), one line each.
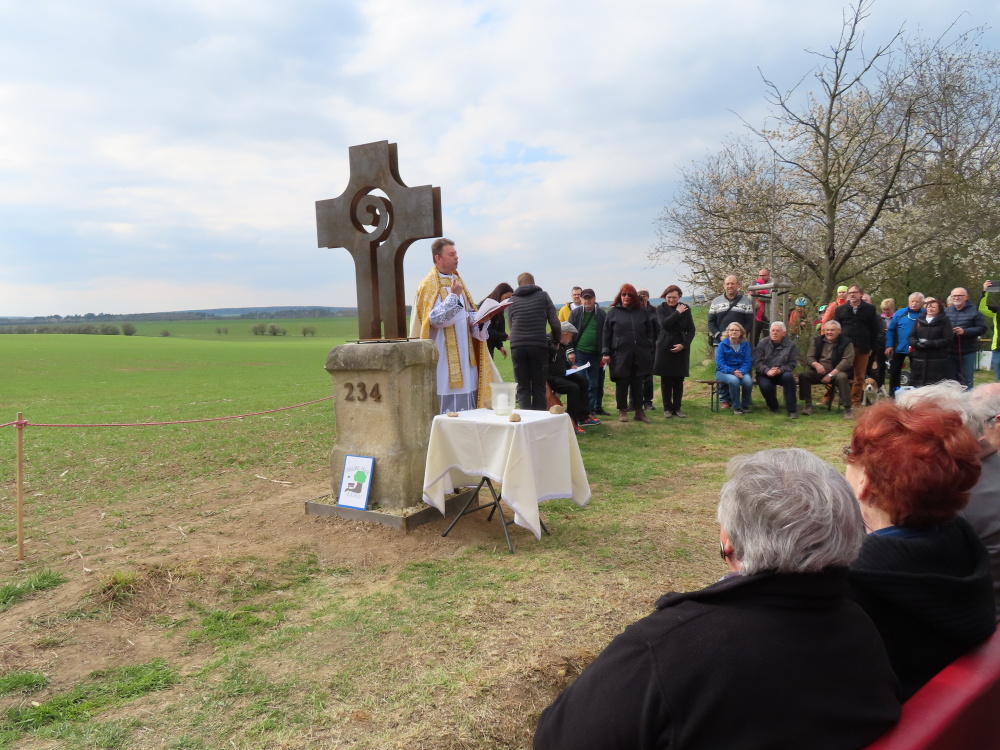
323 339 437 511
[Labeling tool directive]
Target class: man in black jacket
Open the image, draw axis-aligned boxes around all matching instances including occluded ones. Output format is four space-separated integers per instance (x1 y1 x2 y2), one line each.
547 322 597 431
534 448 901 750
508 272 561 410
946 287 988 390
835 284 882 408
754 321 799 418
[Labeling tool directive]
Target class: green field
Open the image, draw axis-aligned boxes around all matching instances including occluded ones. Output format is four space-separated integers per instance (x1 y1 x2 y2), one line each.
0 317 867 749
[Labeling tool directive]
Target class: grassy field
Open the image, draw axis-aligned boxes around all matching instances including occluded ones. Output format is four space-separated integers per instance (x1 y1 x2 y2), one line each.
118 317 362 341
0 317 879 748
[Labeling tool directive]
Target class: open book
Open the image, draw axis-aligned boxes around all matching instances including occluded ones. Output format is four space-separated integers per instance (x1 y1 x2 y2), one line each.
474 296 514 324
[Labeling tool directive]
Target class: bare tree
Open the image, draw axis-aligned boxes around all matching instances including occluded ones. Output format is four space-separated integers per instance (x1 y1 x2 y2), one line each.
652 1 1000 304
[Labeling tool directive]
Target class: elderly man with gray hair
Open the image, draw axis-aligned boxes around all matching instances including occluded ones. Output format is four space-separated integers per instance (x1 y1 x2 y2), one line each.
534 448 900 750
754 321 799 418
801 319 855 416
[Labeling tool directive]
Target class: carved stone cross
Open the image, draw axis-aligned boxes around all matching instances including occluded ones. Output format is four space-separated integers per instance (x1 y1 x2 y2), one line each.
316 141 442 340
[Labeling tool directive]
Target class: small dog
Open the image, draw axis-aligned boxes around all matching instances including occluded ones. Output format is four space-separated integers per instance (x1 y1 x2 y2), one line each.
862 377 889 405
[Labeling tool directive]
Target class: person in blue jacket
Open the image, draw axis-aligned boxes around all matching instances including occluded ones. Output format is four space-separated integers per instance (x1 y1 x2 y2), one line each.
715 322 754 414
885 292 925 397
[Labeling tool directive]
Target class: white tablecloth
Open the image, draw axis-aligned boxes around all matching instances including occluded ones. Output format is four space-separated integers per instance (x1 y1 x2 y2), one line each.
422 408 591 539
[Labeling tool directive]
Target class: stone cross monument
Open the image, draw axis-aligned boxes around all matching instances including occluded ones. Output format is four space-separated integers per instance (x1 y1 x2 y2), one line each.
310 141 442 524
316 140 442 340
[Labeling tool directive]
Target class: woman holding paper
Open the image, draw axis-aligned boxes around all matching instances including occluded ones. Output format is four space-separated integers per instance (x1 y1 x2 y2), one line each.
479 282 514 359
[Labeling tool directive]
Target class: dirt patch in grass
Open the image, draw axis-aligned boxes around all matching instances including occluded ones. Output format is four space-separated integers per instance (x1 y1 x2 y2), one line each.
1 410 851 748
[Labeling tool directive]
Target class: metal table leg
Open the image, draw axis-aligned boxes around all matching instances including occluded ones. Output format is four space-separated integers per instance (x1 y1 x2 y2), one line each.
441 477 515 554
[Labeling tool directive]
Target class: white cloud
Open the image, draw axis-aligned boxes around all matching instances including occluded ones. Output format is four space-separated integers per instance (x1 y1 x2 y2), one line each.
0 0 995 314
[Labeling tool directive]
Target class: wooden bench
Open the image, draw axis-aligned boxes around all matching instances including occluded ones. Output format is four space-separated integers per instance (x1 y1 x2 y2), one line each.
692 379 723 412
865 628 1000 749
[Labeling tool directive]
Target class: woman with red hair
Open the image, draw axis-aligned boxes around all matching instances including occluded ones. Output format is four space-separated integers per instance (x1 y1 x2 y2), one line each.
601 284 655 423
845 399 995 698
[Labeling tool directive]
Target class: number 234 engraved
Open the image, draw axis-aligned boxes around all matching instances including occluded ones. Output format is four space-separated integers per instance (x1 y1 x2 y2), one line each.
343 382 382 402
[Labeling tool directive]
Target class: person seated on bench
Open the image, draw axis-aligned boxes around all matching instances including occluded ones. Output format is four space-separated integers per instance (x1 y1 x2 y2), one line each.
963 383 1000 621
896 380 1000 622
754 321 799 418
844 399 997 699
800 320 854 417
714 322 754 415
534 448 901 750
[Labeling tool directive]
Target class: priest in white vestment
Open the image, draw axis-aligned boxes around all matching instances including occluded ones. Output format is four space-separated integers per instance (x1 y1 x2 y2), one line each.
410 238 492 413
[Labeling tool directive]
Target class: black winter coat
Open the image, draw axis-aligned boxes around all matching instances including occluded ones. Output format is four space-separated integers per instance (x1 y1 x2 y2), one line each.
508 284 560 349
602 305 654 381
835 301 882 354
485 310 508 352
753 336 799 375
534 570 901 750
849 517 996 699
907 314 954 387
945 303 987 355
652 302 695 378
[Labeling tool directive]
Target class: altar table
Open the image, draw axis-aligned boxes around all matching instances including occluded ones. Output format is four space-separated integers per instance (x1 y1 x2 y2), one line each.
422 408 591 540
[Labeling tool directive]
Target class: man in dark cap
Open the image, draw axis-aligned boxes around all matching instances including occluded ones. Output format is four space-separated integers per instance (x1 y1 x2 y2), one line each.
569 289 608 416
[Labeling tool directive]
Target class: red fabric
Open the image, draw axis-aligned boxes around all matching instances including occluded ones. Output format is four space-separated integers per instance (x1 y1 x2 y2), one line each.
865 629 1000 749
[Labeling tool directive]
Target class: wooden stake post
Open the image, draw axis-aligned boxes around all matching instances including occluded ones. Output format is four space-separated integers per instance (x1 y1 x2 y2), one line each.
16 412 24 560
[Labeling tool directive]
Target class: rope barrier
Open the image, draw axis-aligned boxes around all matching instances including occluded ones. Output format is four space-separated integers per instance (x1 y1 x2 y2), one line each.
5 395 334 560
0 396 333 429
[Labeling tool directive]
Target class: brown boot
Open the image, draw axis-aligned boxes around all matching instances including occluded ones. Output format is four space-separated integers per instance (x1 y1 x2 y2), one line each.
618 409 629 422
635 409 652 423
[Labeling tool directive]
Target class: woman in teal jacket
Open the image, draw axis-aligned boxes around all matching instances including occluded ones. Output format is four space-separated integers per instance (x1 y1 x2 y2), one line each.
715 322 754 414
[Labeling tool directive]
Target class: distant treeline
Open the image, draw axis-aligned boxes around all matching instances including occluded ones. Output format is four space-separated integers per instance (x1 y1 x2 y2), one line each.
0 307 360 327
0 312 213 326
0 323 133 335
236 308 357 319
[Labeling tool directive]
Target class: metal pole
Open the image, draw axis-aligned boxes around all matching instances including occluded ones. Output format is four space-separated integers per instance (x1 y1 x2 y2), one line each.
16 412 24 560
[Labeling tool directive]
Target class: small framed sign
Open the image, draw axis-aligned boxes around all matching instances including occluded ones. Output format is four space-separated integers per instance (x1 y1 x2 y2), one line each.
338 455 375 510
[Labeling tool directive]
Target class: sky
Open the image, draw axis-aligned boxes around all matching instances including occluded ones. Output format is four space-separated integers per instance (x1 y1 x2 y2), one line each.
1 0 997 317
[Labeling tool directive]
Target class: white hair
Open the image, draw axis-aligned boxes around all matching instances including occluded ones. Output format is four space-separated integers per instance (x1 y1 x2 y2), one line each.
717 448 864 575
897 381 970 430
908 292 925 303
770 321 787 332
963 384 1000 439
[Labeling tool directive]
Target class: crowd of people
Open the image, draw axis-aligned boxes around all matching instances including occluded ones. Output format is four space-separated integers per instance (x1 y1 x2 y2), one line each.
534 383 1000 748
409 241 1000 746
410 241 998 431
